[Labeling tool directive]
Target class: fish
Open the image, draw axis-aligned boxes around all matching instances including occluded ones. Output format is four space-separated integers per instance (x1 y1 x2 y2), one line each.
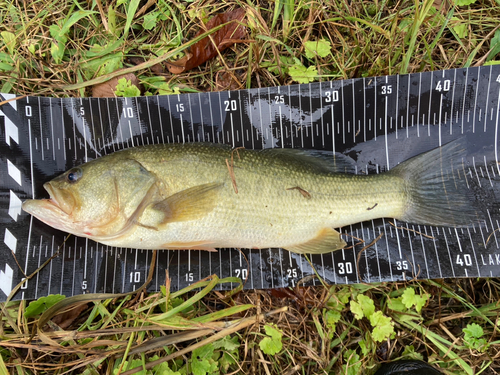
22 140 479 254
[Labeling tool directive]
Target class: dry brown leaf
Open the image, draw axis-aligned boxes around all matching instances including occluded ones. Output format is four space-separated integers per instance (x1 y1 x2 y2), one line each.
433 0 451 13
127 56 165 74
51 303 89 330
91 72 143 98
166 8 247 74
216 70 242 91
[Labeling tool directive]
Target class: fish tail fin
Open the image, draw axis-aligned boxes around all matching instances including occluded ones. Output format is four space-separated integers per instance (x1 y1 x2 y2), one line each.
391 139 480 227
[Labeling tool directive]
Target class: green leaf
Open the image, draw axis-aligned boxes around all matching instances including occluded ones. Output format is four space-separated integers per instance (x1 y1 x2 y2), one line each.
49 24 67 64
58 10 96 36
260 55 295 75
329 286 351 306
401 287 417 308
127 359 147 375
25 294 66 318
304 39 331 59
369 311 394 342
489 30 500 62
0 52 14 65
219 351 237 372
288 64 317 83
191 344 217 375
1 78 14 93
1 31 16 55
325 309 341 326
114 78 141 97
0 347 9 375
212 336 239 371
463 324 488 352
463 323 483 339
454 0 477 5
350 300 364 320
108 6 117 35
450 17 467 39
143 11 160 30
152 361 181 375
387 298 406 312
402 345 424 361
342 349 362 375
358 339 369 356
81 51 123 79
324 308 341 339
27 41 36 55
123 0 141 39
401 287 429 313
213 336 239 352
0 63 14 72
259 324 283 355
113 359 148 375
49 10 95 64
350 294 375 320
158 83 181 95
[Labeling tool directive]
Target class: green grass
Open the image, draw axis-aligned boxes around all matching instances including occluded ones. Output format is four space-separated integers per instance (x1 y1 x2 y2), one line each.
2 0 500 373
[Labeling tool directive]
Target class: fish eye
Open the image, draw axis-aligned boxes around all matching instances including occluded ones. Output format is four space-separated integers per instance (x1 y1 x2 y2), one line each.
66 168 83 183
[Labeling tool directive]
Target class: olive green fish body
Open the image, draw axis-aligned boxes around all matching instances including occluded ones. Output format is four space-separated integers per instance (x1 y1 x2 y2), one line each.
22 141 478 254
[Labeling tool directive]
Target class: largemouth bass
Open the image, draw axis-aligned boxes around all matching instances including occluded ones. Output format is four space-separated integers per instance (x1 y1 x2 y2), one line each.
22 140 478 254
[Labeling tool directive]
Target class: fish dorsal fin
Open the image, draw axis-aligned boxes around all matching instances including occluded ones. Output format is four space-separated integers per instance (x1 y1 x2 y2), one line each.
153 182 223 225
260 148 355 173
284 227 346 254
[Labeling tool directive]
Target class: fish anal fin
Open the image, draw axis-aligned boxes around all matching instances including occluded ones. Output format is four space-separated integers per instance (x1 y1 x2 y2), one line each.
285 228 346 254
153 182 223 225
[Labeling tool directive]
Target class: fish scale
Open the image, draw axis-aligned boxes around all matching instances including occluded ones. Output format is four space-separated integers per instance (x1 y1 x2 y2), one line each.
0 65 499 300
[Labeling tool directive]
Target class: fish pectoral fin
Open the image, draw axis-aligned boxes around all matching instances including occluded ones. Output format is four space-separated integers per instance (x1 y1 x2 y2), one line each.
153 182 223 225
284 228 346 254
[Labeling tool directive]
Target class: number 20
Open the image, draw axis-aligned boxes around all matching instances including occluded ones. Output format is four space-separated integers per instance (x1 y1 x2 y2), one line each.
224 100 237 111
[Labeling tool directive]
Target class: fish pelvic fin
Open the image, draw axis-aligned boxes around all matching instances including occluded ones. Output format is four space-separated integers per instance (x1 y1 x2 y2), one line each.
284 227 346 254
153 182 223 225
391 138 480 227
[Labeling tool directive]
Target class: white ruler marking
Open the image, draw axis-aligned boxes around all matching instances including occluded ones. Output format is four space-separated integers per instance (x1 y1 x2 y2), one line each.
47 236 54 293
442 229 456 278
417 73 422 137
428 72 433 136
371 220 381 282
484 65 492 132
60 245 65 295
450 70 456 134
417 226 430 278
430 227 443 278
473 67 480 133
487 209 499 247
461 68 469 134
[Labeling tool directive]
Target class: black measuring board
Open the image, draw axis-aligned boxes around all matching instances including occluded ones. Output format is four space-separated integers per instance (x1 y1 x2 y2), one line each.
1 66 499 302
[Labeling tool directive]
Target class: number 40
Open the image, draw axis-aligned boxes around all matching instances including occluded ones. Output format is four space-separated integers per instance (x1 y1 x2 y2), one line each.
435 80 450 92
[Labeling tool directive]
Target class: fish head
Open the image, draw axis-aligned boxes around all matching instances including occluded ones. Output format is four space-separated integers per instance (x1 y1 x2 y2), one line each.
22 156 157 239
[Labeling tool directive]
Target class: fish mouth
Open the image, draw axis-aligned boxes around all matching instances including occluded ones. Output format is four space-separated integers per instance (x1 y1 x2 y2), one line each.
43 182 75 216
